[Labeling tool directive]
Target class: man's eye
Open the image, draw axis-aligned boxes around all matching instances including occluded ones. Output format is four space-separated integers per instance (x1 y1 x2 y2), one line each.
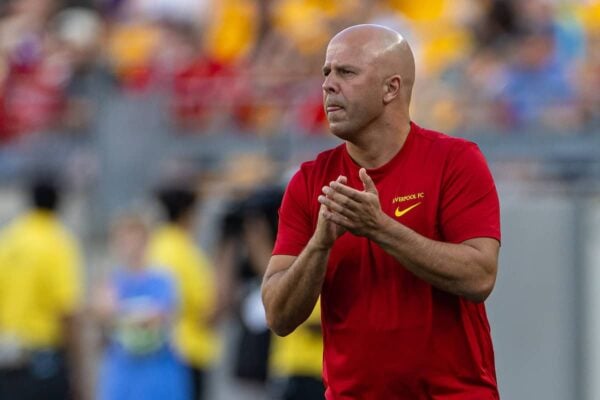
340 69 351 75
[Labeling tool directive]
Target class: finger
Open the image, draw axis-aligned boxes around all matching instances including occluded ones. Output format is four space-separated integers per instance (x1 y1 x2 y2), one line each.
322 186 361 212
328 181 364 202
318 203 330 218
318 195 356 217
318 195 358 219
359 168 377 194
336 175 347 184
323 209 354 229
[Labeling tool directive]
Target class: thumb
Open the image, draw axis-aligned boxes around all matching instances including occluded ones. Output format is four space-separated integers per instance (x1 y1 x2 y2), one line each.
359 168 377 194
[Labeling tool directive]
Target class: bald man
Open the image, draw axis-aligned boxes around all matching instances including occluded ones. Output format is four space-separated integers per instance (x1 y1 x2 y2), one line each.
262 25 501 399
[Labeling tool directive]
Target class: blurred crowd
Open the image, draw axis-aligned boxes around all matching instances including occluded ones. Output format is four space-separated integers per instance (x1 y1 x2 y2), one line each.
0 0 599 146
0 163 324 400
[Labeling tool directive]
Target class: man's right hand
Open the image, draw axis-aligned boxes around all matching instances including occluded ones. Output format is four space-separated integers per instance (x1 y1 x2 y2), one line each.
262 176 347 336
313 176 348 250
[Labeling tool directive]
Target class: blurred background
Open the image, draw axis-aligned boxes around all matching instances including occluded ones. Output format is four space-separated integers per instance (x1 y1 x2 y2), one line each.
0 0 599 399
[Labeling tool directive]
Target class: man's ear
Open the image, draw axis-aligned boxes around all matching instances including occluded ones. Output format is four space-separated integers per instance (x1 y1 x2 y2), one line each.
383 75 402 104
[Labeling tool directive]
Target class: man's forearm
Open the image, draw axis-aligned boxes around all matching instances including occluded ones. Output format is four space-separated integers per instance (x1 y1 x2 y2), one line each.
262 239 330 336
371 215 497 302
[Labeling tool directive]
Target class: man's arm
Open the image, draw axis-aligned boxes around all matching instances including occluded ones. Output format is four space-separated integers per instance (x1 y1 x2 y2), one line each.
371 222 498 302
319 168 499 302
261 249 325 337
262 178 347 336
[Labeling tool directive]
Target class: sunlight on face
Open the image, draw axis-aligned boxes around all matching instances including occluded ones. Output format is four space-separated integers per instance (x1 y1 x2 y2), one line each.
322 38 384 140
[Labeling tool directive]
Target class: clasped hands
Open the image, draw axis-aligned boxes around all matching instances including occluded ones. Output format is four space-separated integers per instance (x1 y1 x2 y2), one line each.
317 168 386 239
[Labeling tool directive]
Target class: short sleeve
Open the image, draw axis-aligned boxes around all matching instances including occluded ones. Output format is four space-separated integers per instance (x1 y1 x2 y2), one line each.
272 168 314 256
439 143 501 244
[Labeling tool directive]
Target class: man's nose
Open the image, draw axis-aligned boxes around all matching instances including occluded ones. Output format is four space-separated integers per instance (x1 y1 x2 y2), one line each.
322 74 338 94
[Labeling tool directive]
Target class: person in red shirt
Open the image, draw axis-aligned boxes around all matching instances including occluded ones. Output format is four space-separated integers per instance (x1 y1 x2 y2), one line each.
261 24 501 399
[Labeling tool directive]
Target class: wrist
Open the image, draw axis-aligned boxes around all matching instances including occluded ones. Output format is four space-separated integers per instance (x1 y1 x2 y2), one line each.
307 236 333 252
369 212 396 244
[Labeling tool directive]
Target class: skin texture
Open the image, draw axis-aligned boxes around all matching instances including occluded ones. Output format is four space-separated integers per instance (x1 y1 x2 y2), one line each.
322 24 414 167
262 24 500 336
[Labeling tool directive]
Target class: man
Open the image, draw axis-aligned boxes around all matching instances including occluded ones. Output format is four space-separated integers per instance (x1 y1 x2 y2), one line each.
0 174 84 400
261 24 501 399
148 184 218 400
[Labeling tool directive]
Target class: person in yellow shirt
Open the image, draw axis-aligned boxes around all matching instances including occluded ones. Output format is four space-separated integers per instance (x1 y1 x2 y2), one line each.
269 300 323 400
147 184 218 400
0 174 83 400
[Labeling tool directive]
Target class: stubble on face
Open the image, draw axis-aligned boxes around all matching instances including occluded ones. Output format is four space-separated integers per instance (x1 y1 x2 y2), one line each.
322 25 416 141
322 41 381 140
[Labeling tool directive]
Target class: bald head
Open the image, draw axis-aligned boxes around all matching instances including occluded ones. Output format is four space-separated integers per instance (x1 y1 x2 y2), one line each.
328 24 415 104
322 24 415 140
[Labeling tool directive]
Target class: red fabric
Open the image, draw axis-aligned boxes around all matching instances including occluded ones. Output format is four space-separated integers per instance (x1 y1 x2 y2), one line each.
273 122 501 399
171 57 232 128
119 65 154 92
0 61 67 140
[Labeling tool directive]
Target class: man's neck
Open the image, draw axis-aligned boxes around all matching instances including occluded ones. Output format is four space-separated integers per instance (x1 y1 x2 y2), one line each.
346 119 411 169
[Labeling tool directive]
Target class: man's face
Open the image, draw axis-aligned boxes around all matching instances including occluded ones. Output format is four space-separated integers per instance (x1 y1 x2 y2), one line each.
322 38 384 140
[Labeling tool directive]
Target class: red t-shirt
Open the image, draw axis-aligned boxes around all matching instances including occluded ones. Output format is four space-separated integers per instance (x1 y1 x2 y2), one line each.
273 122 501 399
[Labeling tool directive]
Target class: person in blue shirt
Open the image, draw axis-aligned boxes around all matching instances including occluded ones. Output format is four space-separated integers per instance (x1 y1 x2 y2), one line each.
92 213 191 400
502 25 577 129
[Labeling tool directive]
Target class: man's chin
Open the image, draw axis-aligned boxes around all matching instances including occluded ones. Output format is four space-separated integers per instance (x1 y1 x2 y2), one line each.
329 123 352 140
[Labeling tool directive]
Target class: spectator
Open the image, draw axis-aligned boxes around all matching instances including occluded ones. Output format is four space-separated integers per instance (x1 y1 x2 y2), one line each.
215 185 282 393
0 0 54 138
93 213 191 400
500 24 579 130
148 183 219 400
0 172 84 400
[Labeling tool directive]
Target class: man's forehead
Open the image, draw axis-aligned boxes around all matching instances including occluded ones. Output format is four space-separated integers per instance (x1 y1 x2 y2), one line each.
324 25 408 66
324 40 369 64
